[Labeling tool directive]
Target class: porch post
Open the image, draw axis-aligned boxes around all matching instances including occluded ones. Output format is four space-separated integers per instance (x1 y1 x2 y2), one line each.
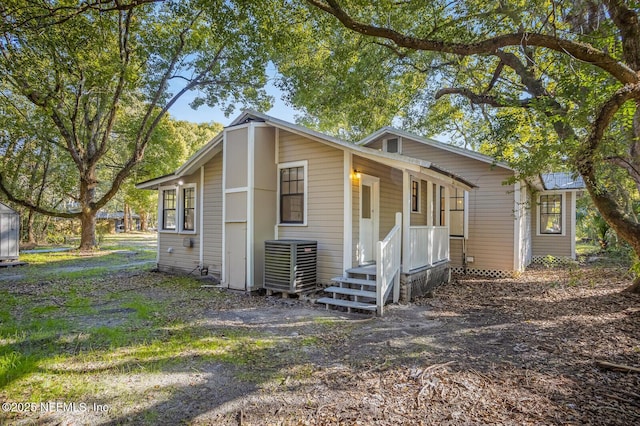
402 170 411 274
426 181 433 226
444 186 451 230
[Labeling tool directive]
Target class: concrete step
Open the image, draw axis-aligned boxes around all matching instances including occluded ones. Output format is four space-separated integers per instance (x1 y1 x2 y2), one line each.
317 297 377 311
324 286 376 299
331 277 377 288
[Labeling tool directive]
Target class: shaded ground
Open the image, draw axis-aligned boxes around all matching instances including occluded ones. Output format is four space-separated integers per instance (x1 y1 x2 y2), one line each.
0 245 639 425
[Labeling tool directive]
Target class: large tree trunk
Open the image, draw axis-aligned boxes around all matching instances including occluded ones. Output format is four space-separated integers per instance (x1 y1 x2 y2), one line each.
139 211 148 232
79 209 97 251
26 209 36 245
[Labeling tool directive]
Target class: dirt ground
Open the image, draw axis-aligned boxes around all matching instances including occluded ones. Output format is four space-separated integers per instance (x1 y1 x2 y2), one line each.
2 254 640 425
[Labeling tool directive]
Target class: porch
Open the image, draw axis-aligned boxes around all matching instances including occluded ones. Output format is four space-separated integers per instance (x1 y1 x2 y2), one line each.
318 213 451 315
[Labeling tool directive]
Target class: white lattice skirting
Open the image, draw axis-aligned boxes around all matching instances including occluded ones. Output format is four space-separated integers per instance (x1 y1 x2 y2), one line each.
450 267 514 278
531 255 576 266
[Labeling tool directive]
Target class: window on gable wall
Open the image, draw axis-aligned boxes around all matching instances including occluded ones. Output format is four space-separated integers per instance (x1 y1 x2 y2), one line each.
384 137 401 154
539 194 562 234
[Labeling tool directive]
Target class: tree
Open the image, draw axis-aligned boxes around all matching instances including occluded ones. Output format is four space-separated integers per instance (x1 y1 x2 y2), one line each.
118 117 222 232
0 0 271 250
282 0 640 293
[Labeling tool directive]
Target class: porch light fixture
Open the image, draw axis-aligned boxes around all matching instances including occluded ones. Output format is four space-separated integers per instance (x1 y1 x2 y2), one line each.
177 180 184 186
352 169 362 180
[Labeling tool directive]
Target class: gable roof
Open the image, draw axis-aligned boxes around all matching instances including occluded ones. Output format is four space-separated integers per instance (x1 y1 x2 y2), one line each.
540 172 585 190
138 110 477 190
0 202 17 214
358 126 513 171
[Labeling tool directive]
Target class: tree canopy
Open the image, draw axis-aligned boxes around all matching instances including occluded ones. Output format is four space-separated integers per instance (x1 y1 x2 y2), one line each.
0 0 272 249
269 0 640 292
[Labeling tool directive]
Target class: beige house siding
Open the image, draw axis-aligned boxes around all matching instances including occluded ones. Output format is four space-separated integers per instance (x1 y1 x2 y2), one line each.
202 153 223 275
277 130 344 283
157 170 201 273
398 138 517 273
531 191 573 258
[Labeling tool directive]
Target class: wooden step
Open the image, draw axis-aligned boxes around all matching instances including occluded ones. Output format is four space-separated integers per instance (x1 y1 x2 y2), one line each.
324 286 376 299
331 277 377 288
346 265 377 276
317 297 377 311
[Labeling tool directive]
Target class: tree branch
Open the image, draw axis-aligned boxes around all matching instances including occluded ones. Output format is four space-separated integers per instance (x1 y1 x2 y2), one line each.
306 0 638 84
0 173 78 218
435 87 530 108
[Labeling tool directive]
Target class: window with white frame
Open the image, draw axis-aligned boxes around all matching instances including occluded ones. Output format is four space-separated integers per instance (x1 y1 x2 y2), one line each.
160 184 197 233
182 185 196 232
161 188 176 231
450 188 465 237
383 137 401 154
279 161 307 224
539 194 562 234
411 179 420 213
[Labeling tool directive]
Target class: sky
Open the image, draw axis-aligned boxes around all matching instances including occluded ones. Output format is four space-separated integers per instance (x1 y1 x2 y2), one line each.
167 67 300 126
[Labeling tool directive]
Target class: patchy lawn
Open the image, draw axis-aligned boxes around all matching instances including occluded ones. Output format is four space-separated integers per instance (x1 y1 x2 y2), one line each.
0 242 639 425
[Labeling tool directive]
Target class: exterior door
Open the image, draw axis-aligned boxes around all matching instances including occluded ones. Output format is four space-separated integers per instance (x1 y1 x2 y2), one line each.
358 175 379 264
225 222 247 290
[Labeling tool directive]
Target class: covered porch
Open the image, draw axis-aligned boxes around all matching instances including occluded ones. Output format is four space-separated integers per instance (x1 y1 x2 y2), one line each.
319 154 474 315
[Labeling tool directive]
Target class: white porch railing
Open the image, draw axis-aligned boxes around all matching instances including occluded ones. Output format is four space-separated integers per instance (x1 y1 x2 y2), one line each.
376 212 402 316
409 226 450 271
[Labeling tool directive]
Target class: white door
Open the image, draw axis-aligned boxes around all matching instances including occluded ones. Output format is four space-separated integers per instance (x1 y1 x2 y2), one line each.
358 175 379 264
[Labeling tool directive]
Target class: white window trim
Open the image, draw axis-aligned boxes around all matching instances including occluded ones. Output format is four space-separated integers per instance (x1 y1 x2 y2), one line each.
179 183 197 234
536 192 565 237
277 160 308 227
449 190 468 239
410 178 421 213
383 137 402 154
158 183 198 234
159 185 177 233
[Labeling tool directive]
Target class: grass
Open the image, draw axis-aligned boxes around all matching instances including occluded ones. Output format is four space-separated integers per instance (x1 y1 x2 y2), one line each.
0 237 320 412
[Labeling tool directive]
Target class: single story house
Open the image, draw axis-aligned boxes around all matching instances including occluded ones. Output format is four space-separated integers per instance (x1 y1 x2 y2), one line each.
137 110 583 314
359 128 584 277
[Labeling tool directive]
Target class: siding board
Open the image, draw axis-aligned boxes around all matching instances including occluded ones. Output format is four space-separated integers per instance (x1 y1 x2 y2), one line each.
277 130 345 283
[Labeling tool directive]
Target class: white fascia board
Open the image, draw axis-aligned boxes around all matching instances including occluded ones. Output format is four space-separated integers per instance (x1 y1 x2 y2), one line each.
359 126 513 171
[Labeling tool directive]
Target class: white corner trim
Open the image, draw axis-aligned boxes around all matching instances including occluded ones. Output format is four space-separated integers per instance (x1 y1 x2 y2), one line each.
343 151 353 272
402 170 411 273
199 166 204 266
221 130 227 285
246 122 255 290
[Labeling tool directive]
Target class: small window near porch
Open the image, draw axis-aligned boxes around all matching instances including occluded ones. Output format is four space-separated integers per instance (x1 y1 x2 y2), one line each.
450 188 465 237
411 179 420 213
539 194 562 234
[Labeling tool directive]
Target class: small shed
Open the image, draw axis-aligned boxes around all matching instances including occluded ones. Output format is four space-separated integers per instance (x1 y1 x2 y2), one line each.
0 202 20 262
